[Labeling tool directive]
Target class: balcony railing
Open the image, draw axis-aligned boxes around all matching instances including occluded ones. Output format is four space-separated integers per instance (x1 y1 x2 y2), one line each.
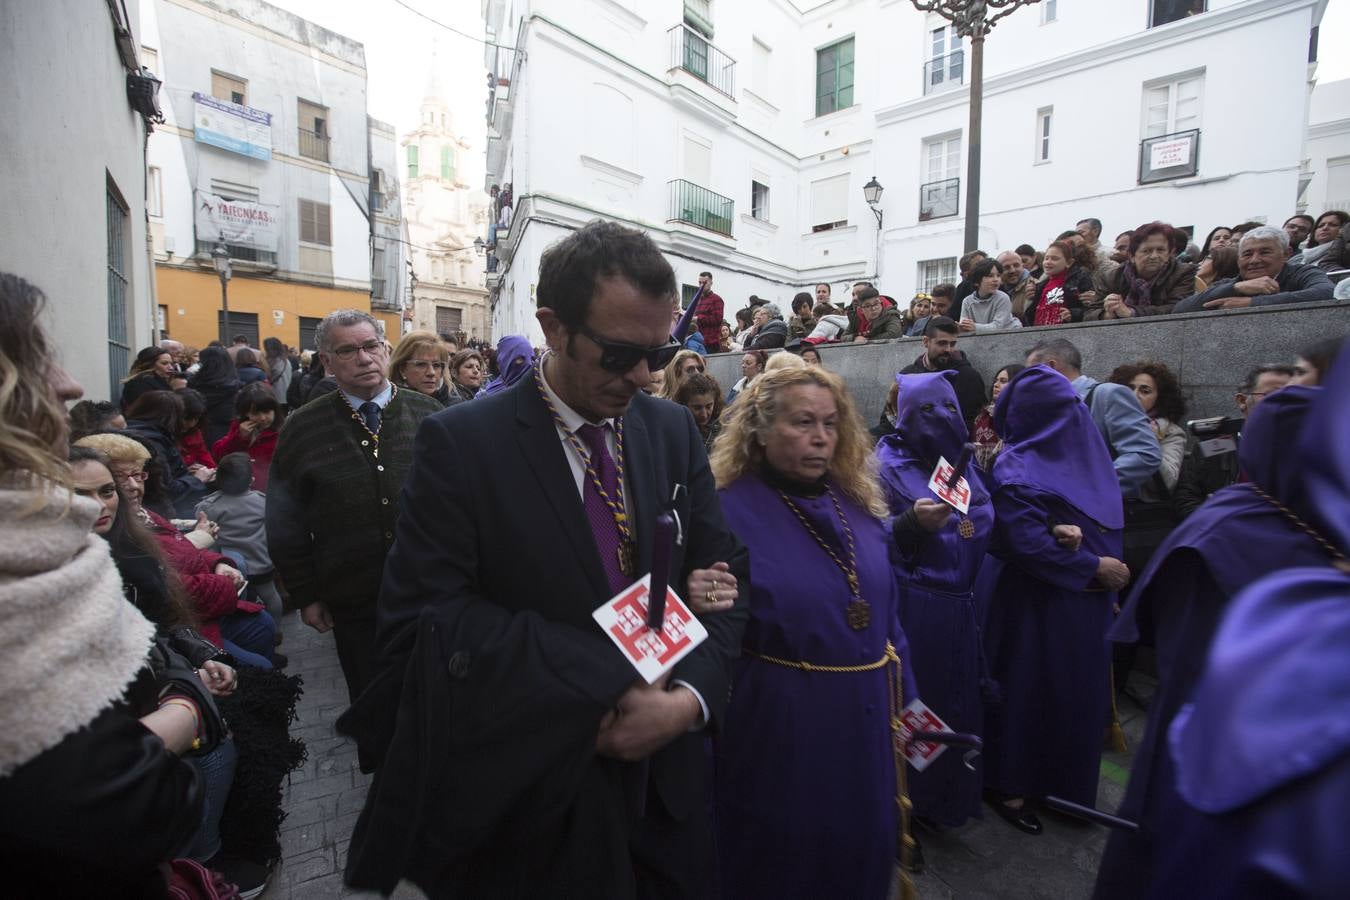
668 24 736 99
919 177 960 221
298 128 330 162
194 238 277 267
923 50 964 95
668 179 734 237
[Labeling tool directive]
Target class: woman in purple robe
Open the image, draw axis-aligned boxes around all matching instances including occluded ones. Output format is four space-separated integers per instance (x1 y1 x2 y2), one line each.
1140 349 1350 895
711 365 918 899
1094 385 1329 898
977 365 1129 834
875 371 994 829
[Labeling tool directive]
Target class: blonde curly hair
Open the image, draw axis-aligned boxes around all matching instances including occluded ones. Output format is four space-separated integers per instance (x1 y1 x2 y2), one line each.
710 366 886 517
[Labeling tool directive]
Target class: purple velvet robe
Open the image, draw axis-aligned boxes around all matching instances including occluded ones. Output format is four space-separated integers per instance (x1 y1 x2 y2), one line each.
978 366 1123 806
715 473 915 899
1095 387 1327 898
876 371 994 826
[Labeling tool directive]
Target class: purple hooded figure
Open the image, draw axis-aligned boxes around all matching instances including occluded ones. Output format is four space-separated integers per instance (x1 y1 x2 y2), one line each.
976 364 1125 833
1137 347 1350 896
478 335 534 397
875 371 993 827
1094 385 1330 898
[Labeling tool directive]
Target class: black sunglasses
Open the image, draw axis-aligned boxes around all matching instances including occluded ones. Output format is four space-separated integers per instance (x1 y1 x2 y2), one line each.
573 323 682 374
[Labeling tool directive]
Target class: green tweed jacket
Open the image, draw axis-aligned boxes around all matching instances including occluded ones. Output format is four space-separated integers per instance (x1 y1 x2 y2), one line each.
265 386 440 618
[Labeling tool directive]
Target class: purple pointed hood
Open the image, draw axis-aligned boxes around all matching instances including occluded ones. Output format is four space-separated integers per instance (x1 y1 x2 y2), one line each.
991 364 1123 529
1169 348 1350 812
480 335 534 397
876 371 986 507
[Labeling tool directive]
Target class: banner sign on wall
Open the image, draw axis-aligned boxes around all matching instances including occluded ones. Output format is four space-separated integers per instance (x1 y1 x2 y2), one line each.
193 91 272 160
195 192 280 251
1139 129 1200 185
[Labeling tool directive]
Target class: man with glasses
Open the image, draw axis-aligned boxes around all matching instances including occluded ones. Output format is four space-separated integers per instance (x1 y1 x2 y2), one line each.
344 220 749 897
266 310 439 763
1172 363 1295 520
842 286 905 342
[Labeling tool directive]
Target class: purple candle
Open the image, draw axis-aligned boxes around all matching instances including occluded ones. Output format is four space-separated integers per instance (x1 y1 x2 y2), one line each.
946 443 974 488
647 512 675 630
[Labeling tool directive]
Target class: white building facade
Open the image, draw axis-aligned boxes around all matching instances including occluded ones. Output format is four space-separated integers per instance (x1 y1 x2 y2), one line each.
370 116 411 333
0 0 157 402
402 71 491 343
483 0 1329 342
143 0 399 350
1304 77 1350 216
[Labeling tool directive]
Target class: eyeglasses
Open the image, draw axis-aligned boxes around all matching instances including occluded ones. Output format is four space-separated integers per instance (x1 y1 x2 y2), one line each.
573 323 682 374
330 340 386 361
111 470 148 483
406 360 447 372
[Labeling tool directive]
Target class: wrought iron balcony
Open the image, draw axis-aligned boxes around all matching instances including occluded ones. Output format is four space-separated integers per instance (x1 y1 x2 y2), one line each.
298 127 330 162
919 177 960 221
194 238 277 267
668 179 734 237
668 24 736 99
923 50 964 95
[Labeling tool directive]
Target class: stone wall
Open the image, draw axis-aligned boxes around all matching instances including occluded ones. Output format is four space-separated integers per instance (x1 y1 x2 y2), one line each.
705 300 1348 427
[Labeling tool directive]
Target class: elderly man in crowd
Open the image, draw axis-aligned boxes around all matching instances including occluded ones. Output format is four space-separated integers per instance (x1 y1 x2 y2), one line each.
996 250 1037 320
749 301 789 349
1026 338 1161 498
1175 225 1335 311
266 309 439 770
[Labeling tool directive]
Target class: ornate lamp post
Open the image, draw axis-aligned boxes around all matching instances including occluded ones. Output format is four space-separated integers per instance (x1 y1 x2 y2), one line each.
909 0 1040 251
211 243 232 344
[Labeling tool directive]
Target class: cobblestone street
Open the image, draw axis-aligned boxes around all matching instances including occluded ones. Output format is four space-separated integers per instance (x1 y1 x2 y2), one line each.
263 607 1147 899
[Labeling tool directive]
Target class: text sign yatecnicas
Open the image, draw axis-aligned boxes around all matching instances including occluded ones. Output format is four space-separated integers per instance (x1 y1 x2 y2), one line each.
195 193 280 252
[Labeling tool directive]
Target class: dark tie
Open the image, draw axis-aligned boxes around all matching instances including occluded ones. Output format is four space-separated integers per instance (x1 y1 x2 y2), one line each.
359 400 381 435
576 423 628 595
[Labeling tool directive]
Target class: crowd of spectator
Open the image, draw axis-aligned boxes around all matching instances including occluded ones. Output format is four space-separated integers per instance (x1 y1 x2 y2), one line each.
1 206 1345 898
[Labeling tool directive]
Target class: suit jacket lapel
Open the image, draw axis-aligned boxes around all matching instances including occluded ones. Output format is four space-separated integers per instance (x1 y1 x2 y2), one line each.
514 380 611 601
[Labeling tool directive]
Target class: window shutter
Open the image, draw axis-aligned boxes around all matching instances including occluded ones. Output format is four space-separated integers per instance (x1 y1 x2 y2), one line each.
811 174 848 227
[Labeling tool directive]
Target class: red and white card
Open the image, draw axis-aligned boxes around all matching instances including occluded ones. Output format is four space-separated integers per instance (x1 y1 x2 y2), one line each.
592 574 708 684
927 456 972 514
896 698 955 772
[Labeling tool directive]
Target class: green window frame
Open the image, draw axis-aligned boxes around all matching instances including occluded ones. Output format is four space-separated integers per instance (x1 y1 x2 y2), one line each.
407 145 419 179
815 38 854 117
441 145 454 181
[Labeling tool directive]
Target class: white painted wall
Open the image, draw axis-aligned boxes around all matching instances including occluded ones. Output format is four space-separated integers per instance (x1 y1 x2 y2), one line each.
145 0 371 287
0 0 153 402
485 0 1329 325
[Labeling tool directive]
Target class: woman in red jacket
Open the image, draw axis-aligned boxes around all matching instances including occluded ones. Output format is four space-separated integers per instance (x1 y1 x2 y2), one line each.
211 382 281 493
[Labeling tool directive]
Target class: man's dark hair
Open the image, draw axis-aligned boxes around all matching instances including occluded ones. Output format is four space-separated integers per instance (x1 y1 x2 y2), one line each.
536 219 676 329
231 334 249 345
1116 230 1134 241
1284 214 1315 229
214 452 254 495
812 302 836 318
1230 221 1264 236
1300 336 1346 381
792 292 814 315
958 250 987 275
125 390 185 436
699 270 712 279
68 400 123 441
1027 337 1083 372
924 315 959 338
969 258 1002 282
1015 243 1037 257
1056 229 1080 242
1076 217 1103 236
855 286 880 304
1240 363 1297 394
930 282 956 300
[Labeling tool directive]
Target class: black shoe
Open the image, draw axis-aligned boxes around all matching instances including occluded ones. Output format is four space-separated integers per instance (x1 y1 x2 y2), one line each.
900 833 926 874
269 651 288 669
204 852 271 899
987 795 1043 836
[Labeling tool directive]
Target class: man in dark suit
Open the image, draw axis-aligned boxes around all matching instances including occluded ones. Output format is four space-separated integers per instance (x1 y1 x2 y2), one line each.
347 220 748 897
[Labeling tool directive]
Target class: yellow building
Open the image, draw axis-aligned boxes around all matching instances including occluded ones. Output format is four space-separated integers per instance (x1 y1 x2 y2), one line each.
156 265 398 351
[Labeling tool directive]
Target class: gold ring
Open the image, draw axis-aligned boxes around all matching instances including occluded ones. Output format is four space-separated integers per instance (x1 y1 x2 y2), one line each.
706 590 717 606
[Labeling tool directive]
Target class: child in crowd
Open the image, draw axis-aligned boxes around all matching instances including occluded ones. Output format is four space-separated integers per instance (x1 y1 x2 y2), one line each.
176 387 216 472
197 452 283 625
211 382 281 492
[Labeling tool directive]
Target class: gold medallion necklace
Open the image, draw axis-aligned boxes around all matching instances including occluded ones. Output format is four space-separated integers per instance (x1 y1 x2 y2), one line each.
776 486 871 630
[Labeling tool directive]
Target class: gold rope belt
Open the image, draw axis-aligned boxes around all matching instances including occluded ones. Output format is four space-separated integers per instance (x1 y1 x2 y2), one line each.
740 640 919 899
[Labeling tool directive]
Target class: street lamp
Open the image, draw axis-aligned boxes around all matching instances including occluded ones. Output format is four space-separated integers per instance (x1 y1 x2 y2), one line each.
909 0 1041 251
212 243 232 344
473 236 486 256
863 176 884 227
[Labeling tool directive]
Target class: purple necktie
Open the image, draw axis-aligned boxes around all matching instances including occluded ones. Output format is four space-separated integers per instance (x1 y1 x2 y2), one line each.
576 422 629 595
